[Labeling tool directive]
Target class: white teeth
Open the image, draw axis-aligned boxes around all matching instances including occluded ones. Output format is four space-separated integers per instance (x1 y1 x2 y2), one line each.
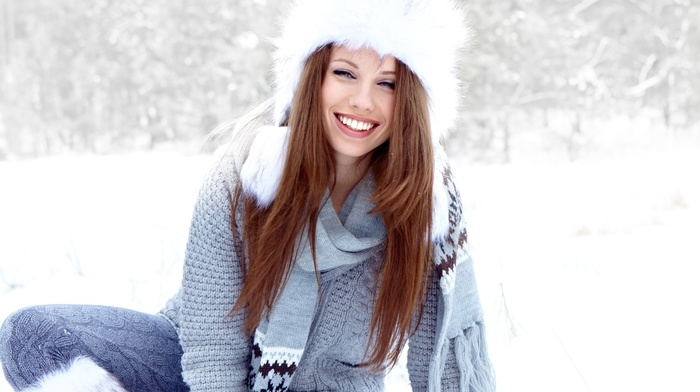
338 115 375 131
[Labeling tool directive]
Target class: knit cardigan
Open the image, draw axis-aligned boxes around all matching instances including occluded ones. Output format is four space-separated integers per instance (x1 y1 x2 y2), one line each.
158 148 495 391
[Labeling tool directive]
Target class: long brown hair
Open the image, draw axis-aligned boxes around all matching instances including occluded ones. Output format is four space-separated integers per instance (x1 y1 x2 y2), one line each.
232 44 434 370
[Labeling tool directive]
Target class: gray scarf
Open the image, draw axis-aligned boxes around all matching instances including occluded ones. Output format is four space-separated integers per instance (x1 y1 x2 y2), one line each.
248 174 386 391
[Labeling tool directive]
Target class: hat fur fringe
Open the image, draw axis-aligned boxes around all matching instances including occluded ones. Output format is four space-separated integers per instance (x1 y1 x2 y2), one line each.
272 0 471 149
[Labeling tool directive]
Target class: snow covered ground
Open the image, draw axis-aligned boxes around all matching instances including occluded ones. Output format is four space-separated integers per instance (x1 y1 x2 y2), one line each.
1 128 699 391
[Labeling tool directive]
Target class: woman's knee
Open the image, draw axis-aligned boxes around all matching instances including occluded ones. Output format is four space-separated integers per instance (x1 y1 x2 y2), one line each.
2 305 59 359
0 307 19 364
0 305 78 389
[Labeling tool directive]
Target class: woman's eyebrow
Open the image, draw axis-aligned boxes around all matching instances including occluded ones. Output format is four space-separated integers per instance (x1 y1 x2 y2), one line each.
331 58 396 75
331 58 358 68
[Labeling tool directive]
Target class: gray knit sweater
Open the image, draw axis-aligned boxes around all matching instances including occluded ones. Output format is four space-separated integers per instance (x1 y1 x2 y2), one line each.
158 151 495 391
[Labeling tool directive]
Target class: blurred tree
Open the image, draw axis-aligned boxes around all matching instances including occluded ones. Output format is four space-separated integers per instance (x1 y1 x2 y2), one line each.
453 0 700 162
613 0 699 132
0 0 284 157
0 0 15 158
0 0 698 159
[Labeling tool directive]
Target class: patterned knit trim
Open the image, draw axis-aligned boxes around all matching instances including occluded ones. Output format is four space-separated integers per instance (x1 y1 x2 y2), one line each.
249 330 303 392
434 164 468 294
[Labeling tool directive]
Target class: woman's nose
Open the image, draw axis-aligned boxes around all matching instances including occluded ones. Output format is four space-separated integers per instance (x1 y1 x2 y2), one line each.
349 84 375 112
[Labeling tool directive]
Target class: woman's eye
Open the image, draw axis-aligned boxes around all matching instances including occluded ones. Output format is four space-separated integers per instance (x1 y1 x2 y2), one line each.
333 69 354 79
379 81 396 90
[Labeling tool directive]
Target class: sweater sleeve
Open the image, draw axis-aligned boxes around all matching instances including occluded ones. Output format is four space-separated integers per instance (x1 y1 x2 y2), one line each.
160 154 251 392
158 287 182 333
407 164 496 392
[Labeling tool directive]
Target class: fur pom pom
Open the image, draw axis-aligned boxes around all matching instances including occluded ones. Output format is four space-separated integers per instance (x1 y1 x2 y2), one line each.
239 126 289 207
21 356 128 392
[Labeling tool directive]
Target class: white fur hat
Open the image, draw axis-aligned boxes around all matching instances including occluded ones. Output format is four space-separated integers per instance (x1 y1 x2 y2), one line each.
241 0 470 241
272 0 470 150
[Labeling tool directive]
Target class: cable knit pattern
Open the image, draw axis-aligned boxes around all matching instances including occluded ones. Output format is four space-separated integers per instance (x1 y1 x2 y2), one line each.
158 152 495 391
0 305 187 391
290 257 383 391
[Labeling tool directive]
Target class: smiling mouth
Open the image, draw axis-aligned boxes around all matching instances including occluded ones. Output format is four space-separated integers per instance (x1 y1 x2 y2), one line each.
336 114 378 132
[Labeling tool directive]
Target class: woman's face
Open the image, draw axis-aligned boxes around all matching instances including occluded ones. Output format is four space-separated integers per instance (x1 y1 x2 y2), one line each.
320 45 396 166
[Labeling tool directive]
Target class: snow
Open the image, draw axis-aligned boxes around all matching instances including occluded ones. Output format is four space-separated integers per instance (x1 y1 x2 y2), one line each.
1 131 699 391
460 151 700 391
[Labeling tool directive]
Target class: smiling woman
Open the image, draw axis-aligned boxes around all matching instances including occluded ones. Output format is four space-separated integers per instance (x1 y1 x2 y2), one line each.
320 46 398 211
322 46 396 166
0 1 495 391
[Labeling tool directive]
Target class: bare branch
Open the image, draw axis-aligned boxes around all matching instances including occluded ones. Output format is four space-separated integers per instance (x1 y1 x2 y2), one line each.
639 54 658 85
674 19 690 51
624 0 653 15
569 0 603 17
587 37 610 68
627 73 663 97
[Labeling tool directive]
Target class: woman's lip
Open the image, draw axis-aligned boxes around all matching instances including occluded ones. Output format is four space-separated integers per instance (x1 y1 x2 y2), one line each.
335 112 378 124
333 114 379 139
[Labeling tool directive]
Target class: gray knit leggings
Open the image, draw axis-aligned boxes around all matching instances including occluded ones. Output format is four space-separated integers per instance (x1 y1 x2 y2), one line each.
0 305 189 391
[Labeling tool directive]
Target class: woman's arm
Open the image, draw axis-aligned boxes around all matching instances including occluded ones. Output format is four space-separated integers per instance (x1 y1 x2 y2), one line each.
161 154 251 392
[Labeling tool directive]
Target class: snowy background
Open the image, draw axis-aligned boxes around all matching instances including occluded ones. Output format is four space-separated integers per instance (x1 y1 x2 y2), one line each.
2 123 699 392
2 1 700 391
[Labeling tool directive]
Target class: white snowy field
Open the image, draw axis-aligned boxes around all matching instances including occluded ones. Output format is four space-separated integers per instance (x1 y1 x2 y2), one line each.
1 130 699 391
